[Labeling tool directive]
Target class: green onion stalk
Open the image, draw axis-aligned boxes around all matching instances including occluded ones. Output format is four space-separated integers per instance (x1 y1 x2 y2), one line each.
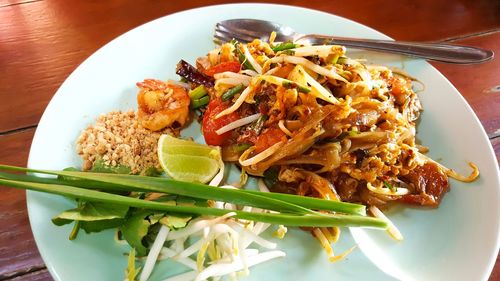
0 165 387 229
221 84 244 101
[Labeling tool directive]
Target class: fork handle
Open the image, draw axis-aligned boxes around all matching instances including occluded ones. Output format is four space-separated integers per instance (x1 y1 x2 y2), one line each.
301 35 494 64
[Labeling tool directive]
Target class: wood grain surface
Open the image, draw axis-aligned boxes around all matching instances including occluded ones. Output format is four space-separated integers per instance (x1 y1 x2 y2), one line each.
0 1 499 280
0 130 45 280
9 269 51 281
431 31 500 138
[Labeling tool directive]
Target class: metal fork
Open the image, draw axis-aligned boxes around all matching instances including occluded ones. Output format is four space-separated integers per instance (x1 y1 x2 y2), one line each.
214 19 494 64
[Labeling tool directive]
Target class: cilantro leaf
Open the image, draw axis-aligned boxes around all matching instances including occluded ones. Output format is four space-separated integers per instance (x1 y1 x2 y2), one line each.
160 214 191 230
91 159 131 174
120 210 154 257
80 219 126 233
52 201 129 238
52 202 128 222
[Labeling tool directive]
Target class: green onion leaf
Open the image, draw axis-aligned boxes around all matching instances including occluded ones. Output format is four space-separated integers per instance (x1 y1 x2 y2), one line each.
189 85 208 100
232 40 256 71
272 42 298 52
221 84 244 101
190 95 210 109
0 165 367 215
0 165 368 216
251 114 268 135
0 177 387 228
281 80 311 93
68 220 80 240
384 181 396 192
337 57 349 64
234 143 252 152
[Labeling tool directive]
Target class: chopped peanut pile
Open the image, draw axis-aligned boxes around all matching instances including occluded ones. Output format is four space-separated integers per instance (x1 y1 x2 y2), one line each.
76 110 179 174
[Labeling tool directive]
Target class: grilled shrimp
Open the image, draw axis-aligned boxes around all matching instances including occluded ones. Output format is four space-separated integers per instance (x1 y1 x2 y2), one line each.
136 79 190 131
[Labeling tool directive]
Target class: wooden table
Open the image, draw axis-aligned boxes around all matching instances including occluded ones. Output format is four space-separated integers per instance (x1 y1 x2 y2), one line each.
1 0 499 280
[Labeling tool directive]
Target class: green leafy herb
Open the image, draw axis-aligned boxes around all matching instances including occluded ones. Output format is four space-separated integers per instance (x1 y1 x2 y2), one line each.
231 40 256 71
252 115 268 135
52 201 129 222
0 165 368 216
239 169 248 188
221 84 244 101
160 214 192 230
189 85 208 100
52 201 129 235
323 130 360 143
80 219 126 233
190 95 210 109
69 220 80 240
120 210 153 256
337 57 349 65
281 80 311 93
0 165 387 228
233 143 252 153
141 167 163 177
279 49 296 56
271 42 298 52
189 85 210 109
384 181 396 192
0 177 384 228
91 159 131 174
263 166 280 189
175 195 208 207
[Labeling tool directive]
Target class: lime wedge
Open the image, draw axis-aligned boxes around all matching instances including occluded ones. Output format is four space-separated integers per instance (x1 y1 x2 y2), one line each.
158 135 221 183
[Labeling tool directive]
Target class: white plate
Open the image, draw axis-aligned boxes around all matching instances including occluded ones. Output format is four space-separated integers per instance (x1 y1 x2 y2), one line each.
26 4 500 281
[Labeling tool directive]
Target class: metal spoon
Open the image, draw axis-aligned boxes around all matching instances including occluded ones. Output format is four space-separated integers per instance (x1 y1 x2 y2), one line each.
215 19 494 64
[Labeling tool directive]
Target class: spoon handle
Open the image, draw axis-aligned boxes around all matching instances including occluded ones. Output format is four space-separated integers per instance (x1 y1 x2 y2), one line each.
301 35 494 64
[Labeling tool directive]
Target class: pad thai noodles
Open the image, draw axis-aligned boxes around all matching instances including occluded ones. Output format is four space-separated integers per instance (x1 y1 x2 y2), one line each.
133 35 479 259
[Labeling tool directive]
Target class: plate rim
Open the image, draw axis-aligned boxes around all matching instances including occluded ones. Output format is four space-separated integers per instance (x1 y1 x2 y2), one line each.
25 3 500 281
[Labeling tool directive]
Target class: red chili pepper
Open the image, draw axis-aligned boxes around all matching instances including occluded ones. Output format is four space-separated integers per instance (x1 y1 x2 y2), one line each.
204 61 241 77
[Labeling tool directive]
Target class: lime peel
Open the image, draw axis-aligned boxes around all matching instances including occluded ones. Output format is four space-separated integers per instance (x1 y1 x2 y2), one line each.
158 135 222 184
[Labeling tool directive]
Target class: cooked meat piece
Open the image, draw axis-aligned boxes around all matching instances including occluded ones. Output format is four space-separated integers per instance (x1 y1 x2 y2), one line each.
399 162 449 207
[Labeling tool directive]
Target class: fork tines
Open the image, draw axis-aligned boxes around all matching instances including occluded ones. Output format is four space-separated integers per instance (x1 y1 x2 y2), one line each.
214 22 264 44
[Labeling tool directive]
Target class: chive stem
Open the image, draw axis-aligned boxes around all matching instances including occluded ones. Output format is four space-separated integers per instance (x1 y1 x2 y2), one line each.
221 84 244 101
0 167 315 215
190 95 210 109
69 220 80 240
233 143 252 153
232 41 255 71
244 190 366 216
272 42 298 52
0 178 387 228
281 80 311 93
189 85 208 100
0 170 365 215
0 165 367 215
